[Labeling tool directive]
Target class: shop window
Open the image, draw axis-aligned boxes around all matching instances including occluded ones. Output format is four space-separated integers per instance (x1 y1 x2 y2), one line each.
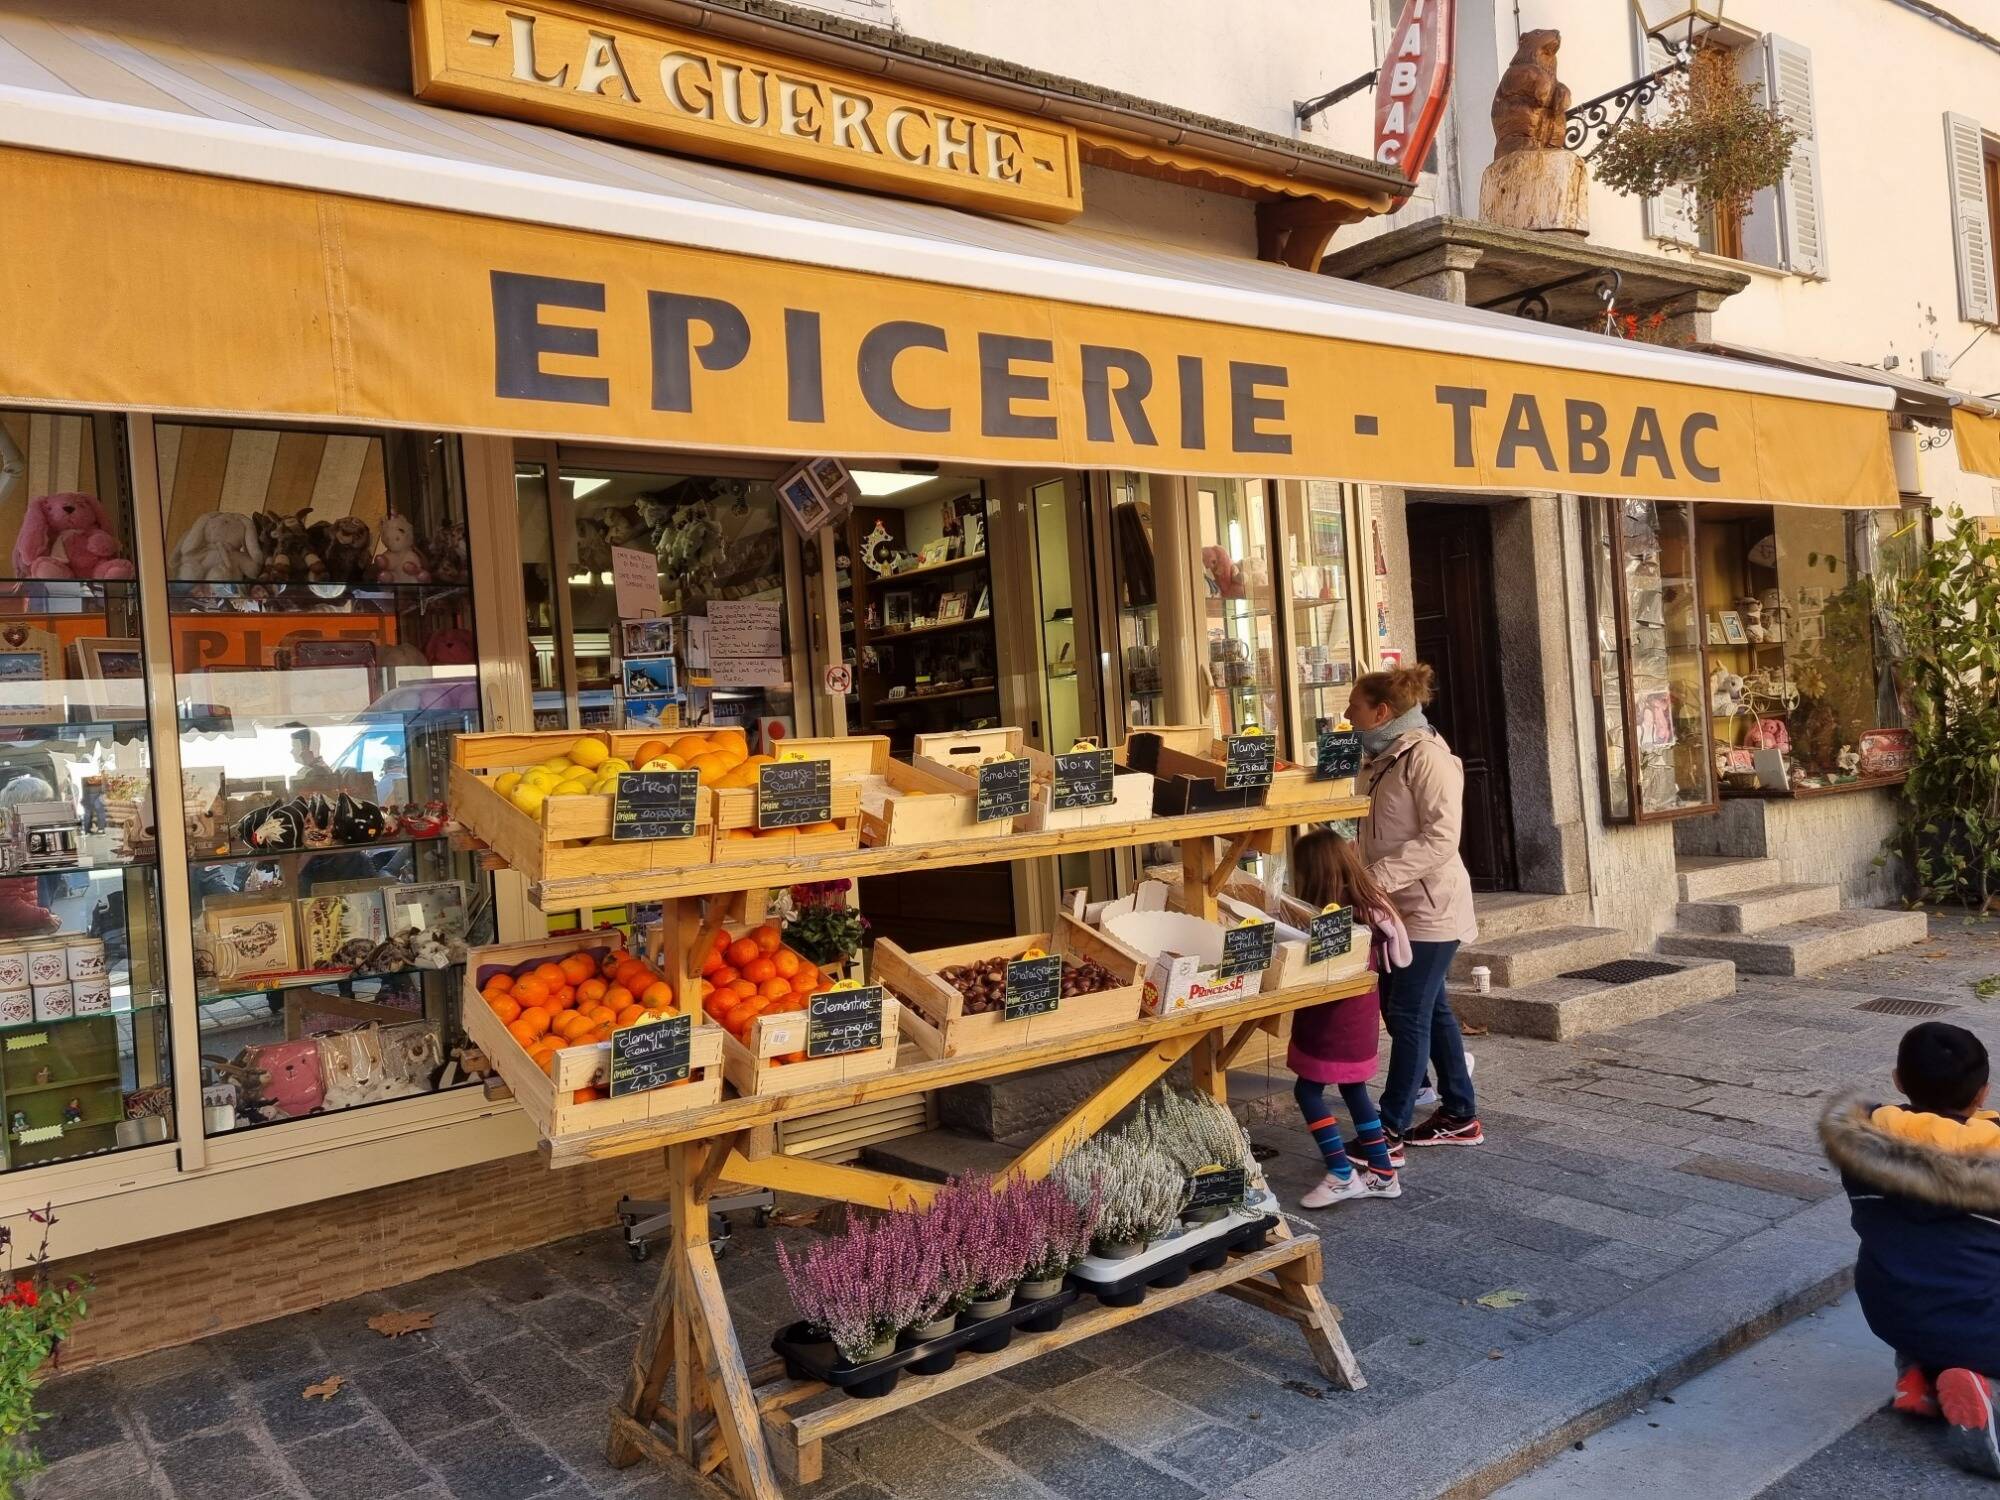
1699 505 1911 793
844 476 993 755
0 408 172 1171
1584 500 1717 821
1109 473 1164 730
162 421 491 1137
1195 479 1282 739
1280 480 1358 766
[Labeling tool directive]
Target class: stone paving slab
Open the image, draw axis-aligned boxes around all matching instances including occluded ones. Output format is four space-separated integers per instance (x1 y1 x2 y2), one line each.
24 914 2000 1500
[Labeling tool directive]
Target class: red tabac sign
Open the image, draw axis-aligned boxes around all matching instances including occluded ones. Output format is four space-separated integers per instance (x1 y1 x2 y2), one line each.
1374 0 1455 183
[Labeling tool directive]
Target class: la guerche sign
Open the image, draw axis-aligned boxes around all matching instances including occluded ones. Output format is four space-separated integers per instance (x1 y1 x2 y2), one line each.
408 0 1084 221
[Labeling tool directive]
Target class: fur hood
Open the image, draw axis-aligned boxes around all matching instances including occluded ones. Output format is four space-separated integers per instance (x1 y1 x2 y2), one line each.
1820 1091 2000 1214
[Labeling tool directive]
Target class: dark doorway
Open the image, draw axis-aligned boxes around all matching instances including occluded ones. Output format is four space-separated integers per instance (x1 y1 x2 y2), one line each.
1406 503 1517 891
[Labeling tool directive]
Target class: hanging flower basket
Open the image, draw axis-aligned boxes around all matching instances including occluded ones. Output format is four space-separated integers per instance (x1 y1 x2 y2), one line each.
1592 48 1799 222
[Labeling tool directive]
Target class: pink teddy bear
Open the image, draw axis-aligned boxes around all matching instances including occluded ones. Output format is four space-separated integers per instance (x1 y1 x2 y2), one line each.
13 493 134 581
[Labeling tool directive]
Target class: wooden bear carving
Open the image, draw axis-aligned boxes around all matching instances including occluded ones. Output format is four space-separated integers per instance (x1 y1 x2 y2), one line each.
1491 28 1572 157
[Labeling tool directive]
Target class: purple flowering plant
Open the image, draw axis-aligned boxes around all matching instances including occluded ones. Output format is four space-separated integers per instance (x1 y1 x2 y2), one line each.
1016 1172 1102 1284
775 1208 928 1364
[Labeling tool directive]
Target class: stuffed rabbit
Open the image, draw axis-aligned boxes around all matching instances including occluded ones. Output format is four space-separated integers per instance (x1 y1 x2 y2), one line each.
169 513 264 582
14 493 135 580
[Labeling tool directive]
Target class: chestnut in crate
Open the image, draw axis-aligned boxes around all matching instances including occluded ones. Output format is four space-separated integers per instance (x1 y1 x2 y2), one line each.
936 956 1121 1016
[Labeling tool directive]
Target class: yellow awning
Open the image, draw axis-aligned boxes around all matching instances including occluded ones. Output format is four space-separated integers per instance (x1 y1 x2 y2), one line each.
0 7 1898 507
1956 409 2000 481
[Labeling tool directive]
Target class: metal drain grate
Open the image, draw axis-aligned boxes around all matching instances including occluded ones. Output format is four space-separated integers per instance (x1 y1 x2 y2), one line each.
1561 959 1686 985
1855 996 1956 1017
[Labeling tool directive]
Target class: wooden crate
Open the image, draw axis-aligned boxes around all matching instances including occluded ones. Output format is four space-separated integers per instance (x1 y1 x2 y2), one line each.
462 936 724 1137
450 731 715 883
1119 726 1358 815
873 913 1148 1059
902 728 1026 839
859 749 1000 846
1017 746 1155 832
1263 892 1375 990
720 996 905 1096
709 735 881 831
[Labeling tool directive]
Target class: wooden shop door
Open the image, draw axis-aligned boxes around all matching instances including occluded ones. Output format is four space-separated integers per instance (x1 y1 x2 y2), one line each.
1406 502 1517 892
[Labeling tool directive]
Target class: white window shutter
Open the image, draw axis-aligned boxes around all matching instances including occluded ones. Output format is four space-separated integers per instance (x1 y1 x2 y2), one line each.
1639 33 1699 247
1764 35 1826 276
1945 112 1997 324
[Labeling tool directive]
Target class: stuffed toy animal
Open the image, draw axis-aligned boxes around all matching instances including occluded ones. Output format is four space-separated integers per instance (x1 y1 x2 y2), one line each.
424 627 475 665
308 517 373 582
13 493 134 581
169 513 264 582
330 793 392 844
424 522 470 585
373 514 430 584
257 509 315 583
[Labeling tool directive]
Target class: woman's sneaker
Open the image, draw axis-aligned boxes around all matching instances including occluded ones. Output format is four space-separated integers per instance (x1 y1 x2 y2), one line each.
1893 1364 1939 1419
1301 1172 1368 1208
1376 1129 1408 1168
1404 1112 1485 1147
1938 1369 2000 1477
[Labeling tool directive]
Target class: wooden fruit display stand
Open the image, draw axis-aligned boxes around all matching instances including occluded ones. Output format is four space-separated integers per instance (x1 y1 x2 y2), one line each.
455 727 1374 1499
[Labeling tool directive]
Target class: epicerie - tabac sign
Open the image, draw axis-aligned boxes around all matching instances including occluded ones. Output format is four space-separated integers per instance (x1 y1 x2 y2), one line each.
408 0 1084 221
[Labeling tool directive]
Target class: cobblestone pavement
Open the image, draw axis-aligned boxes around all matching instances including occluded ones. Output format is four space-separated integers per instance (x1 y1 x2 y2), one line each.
25 915 2000 1500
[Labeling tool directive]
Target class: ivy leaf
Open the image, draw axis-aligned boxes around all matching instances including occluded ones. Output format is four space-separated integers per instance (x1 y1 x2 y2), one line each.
1475 1289 1529 1310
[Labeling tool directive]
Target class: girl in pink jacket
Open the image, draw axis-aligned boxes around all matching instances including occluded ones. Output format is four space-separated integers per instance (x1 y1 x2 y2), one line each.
1349 664 1484 1150
1288 830 1413 1208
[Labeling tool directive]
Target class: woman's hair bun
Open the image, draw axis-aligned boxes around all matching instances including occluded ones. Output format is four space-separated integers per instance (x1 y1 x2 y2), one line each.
1356 662 1436 713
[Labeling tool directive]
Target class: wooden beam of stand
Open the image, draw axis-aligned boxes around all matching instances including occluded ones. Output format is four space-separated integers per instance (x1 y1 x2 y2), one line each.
720 1150 938 1211
692 1130 749 1205
1216 1018 1265 1071
1207 831 1255 898
1265 1216 1363 1390
681 1234 784 1499
1006 1030 1203 1181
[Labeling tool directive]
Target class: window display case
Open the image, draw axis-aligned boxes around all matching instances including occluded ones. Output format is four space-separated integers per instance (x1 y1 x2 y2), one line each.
1194 479 1281 739
1698 505 1912 794
0 409 172 1171
1108 473 1166 732
160 421 490 1136
1584 500 1717 821
1281 480 1358 767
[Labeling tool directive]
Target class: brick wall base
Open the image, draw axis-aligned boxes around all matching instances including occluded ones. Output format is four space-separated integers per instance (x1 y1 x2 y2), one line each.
47 1150 670 1370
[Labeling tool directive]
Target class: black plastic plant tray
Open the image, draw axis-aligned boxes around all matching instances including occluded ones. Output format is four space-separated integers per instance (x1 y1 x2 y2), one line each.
1068 1214 1278 1309
772 1286 1080 1400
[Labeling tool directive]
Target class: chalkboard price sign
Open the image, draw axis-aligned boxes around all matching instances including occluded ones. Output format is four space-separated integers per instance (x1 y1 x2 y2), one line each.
1185 1165 1248 1213
757 759 832 830
1317 726 1363 781
1050 748 1116 811
806 986 884 1059
1307 905 1355 965
609 1013 693 1096
1215 920 1275 979
1222 733 1276 791
976 758 1032 822
612 770 701 841
1002 953 1063 1020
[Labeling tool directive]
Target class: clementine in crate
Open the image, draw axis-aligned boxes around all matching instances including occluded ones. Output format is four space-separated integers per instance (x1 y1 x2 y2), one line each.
487 994 521 1024
576 978 607 1005
639 980 674 1009
727 937 760 968
484 973 514 995
603 984 635 1012
559 953 596 986
753 925 783 955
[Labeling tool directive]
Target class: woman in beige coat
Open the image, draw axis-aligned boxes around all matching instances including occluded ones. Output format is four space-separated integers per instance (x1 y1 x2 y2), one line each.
1347 664 1483 1150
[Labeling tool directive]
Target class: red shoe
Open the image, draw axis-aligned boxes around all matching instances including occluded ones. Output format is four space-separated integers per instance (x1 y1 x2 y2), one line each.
1937 1368 2000 1478
1404 1112 1484 1148
1893 1364 1939 1419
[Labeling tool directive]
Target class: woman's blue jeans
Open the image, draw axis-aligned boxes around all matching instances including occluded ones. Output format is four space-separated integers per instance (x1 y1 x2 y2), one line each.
1377 939 1476 1133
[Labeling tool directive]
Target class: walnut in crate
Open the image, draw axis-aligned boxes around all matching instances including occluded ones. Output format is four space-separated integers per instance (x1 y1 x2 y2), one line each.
937 954 1120 1015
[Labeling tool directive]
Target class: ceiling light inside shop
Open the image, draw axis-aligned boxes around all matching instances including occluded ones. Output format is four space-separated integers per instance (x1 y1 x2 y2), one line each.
570 476 610 498
850 470 930 498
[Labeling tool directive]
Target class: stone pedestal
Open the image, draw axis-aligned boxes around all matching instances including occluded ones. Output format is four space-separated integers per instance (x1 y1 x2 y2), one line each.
1478 148 1590 236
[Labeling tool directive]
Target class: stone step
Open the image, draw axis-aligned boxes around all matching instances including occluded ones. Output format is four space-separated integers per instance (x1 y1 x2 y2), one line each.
1675 855 1785 902
859 1128 1021 1184
1675 882 1841 935
1448 956 1737 1042
1449 925 1631 989
1470 890 1591 943
1658 908 1932 977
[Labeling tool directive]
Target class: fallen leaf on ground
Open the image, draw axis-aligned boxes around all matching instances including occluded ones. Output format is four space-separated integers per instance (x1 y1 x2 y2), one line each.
768 1208 822 1229
1487 1349 1506 1360
366 1309 436 1338
302 1376 345 1402
1281 1379 1327 1399
1475 1289 1529 1310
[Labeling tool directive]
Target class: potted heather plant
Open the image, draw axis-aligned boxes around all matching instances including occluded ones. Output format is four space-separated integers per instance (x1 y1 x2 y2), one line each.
897 1208 965 1374
1062 1136 1185 1259
1013 1173 1099 1304
776 1208 926 1368
1141 1091 1254 1226
928 1177 1034 1325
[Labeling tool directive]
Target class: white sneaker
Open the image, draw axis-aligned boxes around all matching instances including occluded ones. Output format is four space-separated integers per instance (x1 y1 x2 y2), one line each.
1361 1172 1402 1200
1414 1083 1440 1111
1300 1172 1368 1208
1467 1052 1476 1077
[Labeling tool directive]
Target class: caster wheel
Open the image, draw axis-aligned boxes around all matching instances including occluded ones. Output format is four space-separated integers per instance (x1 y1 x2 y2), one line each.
754 1208 771 1229
628 1238 650 1264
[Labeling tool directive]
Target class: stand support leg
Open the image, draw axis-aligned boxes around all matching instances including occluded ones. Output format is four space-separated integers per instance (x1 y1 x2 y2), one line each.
608 1149 682 1468
1268 1216 1365 1391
